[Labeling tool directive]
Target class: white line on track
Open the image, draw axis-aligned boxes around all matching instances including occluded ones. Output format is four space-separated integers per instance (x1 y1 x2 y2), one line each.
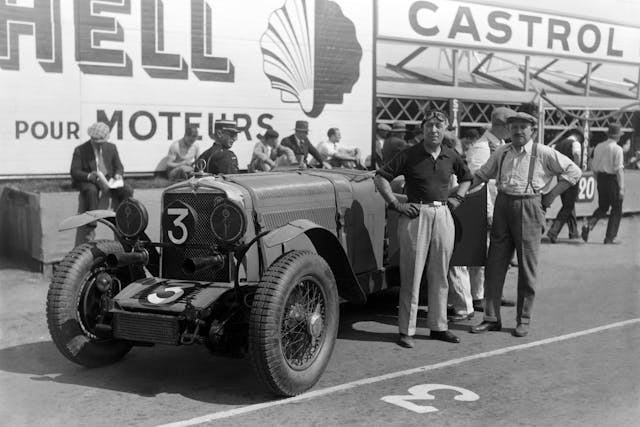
156 318 640 427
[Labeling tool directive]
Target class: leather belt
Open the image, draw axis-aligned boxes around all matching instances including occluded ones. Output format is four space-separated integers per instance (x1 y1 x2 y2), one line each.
409 200 446 207
497 192 540 199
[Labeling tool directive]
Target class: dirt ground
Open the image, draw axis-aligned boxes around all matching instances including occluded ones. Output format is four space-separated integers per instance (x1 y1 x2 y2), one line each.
0 216 638 427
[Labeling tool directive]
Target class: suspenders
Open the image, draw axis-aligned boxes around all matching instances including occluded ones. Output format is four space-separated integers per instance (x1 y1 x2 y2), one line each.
497 142 539 194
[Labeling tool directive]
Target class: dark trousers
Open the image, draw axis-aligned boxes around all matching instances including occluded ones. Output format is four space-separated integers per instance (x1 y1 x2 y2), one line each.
548 184 579 238
484 193 545 325
588 173 623 241
75 182 133 246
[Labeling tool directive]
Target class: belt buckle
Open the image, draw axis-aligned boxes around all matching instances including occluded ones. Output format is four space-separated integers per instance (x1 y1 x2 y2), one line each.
432 201 443 207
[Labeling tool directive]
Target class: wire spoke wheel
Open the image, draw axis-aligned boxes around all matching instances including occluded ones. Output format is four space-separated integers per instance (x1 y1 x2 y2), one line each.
249 251 339 396
281 278 327 370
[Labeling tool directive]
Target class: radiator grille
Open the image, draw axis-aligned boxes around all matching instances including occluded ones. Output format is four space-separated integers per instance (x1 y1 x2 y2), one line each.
113 311 180 345
162 192 230 281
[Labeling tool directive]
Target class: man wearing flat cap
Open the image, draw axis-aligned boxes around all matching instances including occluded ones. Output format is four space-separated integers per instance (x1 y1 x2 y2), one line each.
70 121 133 246
248 129 296 172
280 120 325 168
470 112 581 337
375 109 473 347
198 119 240 174
581 123 625 244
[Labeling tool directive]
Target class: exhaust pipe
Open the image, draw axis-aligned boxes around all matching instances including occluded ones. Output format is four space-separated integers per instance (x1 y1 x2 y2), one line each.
182 255 224 275
106 250 149 268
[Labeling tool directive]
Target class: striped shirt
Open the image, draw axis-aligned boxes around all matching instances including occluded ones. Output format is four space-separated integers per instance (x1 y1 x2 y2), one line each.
591 139 624 174
476 140 582 195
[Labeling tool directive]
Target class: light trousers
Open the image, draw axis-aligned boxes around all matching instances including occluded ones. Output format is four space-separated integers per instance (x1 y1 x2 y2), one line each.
448 266 473 314
398 205 455 335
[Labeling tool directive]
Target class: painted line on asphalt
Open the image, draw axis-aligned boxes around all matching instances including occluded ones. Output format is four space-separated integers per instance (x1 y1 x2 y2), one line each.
156 318 640 427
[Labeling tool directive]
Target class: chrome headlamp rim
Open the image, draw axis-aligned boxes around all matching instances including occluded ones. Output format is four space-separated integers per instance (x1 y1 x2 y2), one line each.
115 198 149 238
209 199 246 246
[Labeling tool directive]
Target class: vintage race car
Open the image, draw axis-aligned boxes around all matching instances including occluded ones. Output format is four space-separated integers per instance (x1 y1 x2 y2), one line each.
47 168 486 396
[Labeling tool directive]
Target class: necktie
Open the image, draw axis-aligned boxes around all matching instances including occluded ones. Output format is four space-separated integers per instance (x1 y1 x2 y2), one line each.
96 147 107 175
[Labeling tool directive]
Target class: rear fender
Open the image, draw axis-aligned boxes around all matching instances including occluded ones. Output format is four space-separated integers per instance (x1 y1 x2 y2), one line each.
58 210 160 276
263 220 367 304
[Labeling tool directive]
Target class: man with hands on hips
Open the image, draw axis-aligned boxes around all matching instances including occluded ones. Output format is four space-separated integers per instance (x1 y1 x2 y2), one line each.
375 109 472 348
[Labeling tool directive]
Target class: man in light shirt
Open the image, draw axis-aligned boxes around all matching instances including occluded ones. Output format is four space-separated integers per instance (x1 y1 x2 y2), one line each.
462 107 516 313
166 126 200 180
316 128 363 169
470 112 582 337
581 123 625 244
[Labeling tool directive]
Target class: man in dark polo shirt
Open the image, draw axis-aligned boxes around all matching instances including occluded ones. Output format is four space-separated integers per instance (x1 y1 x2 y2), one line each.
375 109 472 348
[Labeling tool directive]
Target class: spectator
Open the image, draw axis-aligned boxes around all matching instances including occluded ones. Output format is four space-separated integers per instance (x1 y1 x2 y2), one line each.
381 121 408 164
280 120 325 168
198 120 240 174
470 112 581 338
581 123 625 244
70 122 133 246
544 127 585 243
166 126 200 181
248 129 296 172
368 123 390 169
316 128 363 169
460 128 480 153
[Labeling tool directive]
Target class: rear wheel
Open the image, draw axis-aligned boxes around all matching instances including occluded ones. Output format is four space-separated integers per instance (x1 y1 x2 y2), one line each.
249 251 339 396
46 240 132 367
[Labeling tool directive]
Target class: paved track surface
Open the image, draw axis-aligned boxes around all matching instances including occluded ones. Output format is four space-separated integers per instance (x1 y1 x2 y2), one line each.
1 217 638 427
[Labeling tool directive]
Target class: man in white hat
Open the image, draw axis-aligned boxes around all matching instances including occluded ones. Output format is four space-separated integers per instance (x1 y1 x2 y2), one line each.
70 121 133 246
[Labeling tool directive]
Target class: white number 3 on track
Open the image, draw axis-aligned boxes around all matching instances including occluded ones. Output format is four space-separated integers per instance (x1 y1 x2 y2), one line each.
381 384 479 414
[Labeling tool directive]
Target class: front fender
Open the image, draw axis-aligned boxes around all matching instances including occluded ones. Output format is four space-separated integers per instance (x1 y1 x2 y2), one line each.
58 209 115 231
263 220 367 304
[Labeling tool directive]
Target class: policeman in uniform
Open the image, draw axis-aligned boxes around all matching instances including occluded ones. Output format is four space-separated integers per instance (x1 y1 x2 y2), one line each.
198 120 239 174
470 112 582 337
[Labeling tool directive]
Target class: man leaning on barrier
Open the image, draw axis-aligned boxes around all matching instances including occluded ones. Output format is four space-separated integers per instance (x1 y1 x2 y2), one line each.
70 122 133 246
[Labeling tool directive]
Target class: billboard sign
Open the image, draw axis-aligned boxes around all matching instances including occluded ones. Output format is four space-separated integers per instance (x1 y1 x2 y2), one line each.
0 0 373 175
378 0 640 65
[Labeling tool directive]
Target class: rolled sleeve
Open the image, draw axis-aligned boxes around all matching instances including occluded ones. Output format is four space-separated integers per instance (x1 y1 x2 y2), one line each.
613 146 624 171
550 150 582 185
453 154 473 183
375 151 405 182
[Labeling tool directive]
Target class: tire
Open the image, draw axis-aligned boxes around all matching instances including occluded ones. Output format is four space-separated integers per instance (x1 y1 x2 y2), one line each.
46 240 132 367
249 251 339 396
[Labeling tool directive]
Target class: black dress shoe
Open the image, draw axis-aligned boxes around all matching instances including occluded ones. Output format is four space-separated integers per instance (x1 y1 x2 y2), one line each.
430 330 460 343
397 333 415 348
473 299 484 312
448 312 474 322
581 225 590 242
470 321 502 333
604 239 621 244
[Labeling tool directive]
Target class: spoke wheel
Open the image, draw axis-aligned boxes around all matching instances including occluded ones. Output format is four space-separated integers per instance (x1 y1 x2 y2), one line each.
249 251 339 396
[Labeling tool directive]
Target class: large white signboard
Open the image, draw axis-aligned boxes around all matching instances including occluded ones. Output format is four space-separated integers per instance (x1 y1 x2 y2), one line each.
0 0 373 175
378 0 640 65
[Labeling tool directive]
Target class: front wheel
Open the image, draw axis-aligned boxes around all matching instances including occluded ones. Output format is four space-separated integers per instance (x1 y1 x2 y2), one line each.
249 251 339 396
46 240 132 367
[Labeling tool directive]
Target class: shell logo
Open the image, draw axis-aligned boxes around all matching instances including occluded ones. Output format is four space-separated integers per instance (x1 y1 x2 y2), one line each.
260 0 362 118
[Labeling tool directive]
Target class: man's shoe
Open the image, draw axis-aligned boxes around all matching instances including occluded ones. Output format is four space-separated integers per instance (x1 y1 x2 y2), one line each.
397 333 415 348
501 298 515 307
470 321 502 333
430 330 460 343
604 239 621 245
581 225 590 242
448 312 474 323
513 323 529 337
569 232 581 240
541 235 556 244
473 299 484 312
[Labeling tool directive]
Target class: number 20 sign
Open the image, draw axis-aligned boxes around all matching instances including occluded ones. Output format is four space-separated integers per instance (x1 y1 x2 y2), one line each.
577 173 596 203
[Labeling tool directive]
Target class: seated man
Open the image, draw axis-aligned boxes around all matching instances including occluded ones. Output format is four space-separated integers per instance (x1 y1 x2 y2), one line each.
248 129 297 172
166 125 200 180
70 122 133 246
316 127 363 169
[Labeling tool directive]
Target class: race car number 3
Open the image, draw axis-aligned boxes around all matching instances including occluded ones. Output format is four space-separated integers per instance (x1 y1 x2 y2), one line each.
381 384 479 414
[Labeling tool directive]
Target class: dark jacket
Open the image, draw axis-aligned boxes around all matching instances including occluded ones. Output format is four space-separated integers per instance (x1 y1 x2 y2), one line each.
280 134 324 166
70 140 124 187
198 143 239 174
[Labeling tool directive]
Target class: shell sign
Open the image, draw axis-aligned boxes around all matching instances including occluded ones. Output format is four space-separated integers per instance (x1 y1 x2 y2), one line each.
260 0 363 118
0 0 372 176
